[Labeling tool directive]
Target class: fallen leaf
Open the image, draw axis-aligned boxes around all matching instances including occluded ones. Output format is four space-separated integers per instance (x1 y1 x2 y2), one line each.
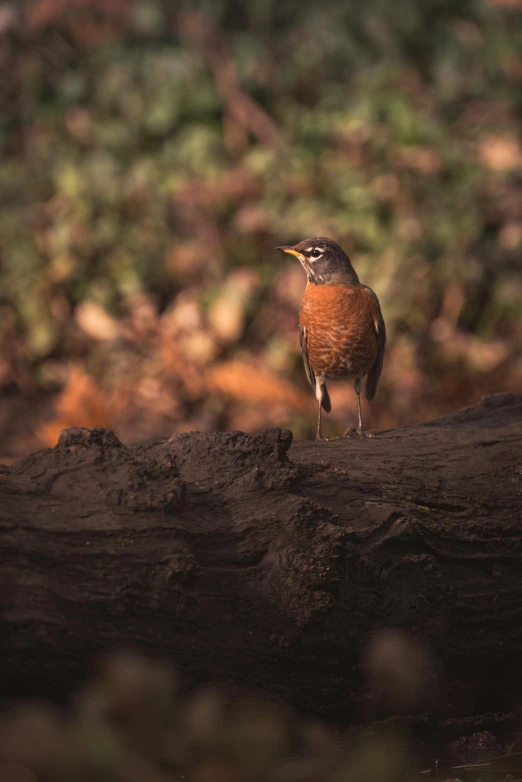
208 361 310 411
37 364 112 446
479 134 522 171
75 301 121 342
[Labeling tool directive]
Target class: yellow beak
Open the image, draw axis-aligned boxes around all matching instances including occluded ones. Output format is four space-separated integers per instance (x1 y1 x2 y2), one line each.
276 246 305 261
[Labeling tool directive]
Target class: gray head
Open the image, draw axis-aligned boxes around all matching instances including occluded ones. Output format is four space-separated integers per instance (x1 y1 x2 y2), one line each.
276 237 359 285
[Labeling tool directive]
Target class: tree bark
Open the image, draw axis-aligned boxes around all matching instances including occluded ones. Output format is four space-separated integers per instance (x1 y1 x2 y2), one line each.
1 393 521 725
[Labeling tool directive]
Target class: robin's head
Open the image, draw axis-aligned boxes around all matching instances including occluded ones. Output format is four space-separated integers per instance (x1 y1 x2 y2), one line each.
276 237 359 285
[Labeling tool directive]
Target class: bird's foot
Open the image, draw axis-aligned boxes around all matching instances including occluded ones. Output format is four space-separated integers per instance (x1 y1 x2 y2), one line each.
343 427 374 439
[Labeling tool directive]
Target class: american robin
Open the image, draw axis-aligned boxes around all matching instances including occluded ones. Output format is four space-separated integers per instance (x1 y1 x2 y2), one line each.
277 237 386 440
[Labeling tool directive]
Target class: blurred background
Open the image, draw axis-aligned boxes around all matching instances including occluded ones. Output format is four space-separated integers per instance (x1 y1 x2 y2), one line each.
1 0 522 462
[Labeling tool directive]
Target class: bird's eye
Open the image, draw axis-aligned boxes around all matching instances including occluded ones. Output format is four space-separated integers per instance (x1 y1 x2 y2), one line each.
309 249 322 258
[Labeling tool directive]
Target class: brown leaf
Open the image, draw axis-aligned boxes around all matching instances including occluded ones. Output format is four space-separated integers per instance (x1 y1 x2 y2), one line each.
75 301 121 342
393 146 442 174
37 364 112 446
208 361 310 411
479 134 522 171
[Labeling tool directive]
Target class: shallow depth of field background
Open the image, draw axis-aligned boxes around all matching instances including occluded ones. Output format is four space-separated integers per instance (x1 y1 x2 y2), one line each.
1 0 522 462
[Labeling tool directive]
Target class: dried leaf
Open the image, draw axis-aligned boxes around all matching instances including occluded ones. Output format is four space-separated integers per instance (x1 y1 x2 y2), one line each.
75 301 121 342
208 361 310 411
479 134 522 171
37 364 112 446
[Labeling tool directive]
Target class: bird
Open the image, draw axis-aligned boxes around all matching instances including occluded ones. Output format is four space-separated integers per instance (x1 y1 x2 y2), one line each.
276 237 385 440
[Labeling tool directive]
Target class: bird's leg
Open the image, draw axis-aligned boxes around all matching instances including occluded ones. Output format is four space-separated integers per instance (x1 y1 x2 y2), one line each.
316 397 323 440
355 381 365 436
355 378 375 438
315 376 325 440
344 378 374 438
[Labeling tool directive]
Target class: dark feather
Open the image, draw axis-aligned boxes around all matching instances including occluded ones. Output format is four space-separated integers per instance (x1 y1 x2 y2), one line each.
362 285 386 401
321 384 331 412
299 325 331 412
299 325 315 388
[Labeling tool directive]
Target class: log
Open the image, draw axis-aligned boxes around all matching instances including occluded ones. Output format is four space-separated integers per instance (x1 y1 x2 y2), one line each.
1 393 521 726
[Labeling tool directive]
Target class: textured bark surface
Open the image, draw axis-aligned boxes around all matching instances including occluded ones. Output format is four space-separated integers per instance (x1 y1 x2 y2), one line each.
1 393 521 726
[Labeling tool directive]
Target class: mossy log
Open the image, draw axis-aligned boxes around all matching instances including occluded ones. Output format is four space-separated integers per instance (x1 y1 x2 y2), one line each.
1 393 521 725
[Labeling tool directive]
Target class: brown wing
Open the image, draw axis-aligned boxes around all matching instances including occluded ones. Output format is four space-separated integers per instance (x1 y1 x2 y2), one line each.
299 325 315 389
362 285 386 401
299 324 331 412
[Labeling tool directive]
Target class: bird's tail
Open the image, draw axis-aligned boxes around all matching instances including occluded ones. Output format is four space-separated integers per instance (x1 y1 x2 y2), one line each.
365 357 383 401
321 384 331 413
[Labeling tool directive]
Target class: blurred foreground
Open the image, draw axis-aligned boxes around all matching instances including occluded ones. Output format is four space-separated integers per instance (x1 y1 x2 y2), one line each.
1 649 520 782
0 652 410 782
1 0 522 462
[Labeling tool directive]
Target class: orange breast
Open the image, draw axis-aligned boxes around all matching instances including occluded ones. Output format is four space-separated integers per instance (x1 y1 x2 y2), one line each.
299 283 378 378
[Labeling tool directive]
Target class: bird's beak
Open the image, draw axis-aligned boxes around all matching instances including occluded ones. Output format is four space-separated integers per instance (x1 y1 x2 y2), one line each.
276 246 305 261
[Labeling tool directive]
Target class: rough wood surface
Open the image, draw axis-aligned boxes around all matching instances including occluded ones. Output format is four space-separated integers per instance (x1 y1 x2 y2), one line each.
1 393 521 725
